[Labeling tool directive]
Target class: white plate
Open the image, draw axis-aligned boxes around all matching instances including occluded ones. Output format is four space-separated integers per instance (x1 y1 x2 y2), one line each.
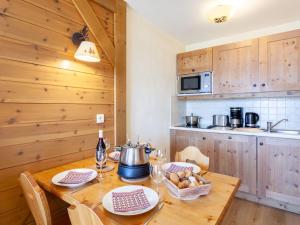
108 151 120 162
102 185 159 216
162 162 201 174
52 168 97 188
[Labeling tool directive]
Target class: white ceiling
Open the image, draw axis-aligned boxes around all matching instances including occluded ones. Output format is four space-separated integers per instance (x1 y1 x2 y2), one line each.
126 0 300 45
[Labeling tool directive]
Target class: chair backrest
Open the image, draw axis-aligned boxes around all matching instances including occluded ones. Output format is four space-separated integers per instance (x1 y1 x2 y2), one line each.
20 171 52 225
175 146 209 171
68 203 104 225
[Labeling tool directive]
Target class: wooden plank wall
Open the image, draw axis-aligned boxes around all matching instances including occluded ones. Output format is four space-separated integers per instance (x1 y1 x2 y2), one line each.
0 0 118 224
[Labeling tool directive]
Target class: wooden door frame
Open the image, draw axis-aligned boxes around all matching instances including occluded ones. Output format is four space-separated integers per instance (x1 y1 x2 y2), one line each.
73 0 126 145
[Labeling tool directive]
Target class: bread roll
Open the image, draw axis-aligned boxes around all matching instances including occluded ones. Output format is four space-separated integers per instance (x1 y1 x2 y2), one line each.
170 173 179 185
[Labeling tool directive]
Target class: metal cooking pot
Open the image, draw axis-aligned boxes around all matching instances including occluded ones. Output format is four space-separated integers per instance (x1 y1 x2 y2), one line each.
212 115 230 127
119 142 149 166
185 113 201 127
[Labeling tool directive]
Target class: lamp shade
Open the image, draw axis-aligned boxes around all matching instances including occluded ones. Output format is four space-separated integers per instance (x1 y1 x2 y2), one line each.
74 41 101 62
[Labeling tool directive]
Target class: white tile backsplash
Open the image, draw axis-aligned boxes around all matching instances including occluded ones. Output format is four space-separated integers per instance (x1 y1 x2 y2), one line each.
185 97 300 130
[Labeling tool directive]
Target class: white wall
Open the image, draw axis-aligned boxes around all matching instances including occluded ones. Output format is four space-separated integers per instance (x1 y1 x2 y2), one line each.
126 7 184 153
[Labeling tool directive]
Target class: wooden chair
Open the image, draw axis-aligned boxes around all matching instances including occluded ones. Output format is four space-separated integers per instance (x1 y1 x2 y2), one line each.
175 146 209 171
20 171 52 225
68 203 104 225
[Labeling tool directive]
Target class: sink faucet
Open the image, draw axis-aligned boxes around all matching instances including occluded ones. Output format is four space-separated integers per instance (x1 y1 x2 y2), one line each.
266 119 288 132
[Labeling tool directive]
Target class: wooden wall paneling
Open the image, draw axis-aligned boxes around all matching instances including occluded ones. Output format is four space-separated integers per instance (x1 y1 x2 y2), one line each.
0 119 114 147
0 0 114 41
114 0 126 145
91 0 116 12
0 103 114 126
0 36 113 76
72 0 115 66
0 80 114 104
0 14 112 60
0 59 114 90
0 0 120 224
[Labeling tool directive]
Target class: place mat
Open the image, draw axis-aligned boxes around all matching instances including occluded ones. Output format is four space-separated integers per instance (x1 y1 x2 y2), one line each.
58 171 93 184
112 189 151 212
166 164 193 173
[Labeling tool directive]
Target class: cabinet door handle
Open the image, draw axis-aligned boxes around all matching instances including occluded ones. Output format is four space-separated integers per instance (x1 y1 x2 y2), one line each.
260 142 264 146
228 136 232 140
261 83 266 87
253 84 257 87
203 137 206 140
192 69 195 72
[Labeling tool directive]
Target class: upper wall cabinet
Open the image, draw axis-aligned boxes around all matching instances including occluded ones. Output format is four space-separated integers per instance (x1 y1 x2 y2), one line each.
177 48 213 75
259 30 300 92
213 39 259 94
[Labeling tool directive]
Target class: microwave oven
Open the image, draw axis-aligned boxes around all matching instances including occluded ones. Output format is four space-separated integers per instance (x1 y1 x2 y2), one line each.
177 71 212 95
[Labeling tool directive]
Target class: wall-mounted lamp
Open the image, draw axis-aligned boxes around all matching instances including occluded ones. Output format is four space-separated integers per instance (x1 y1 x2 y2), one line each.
72 26 100 62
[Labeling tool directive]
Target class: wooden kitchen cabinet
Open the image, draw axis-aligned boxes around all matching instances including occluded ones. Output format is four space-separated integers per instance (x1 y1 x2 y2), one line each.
259 30 300 92
177 48 212 75
170 130 213 161
208 133 257 195
213 39 259 94
257 137 300 206
170 130 257 194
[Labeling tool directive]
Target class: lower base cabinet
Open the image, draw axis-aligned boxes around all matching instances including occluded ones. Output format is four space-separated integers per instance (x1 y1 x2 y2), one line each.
170 129 300 213
170 130 257 195
258 137 300 208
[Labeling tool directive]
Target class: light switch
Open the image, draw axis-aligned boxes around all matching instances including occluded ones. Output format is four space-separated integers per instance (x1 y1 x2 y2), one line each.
96 114 104 123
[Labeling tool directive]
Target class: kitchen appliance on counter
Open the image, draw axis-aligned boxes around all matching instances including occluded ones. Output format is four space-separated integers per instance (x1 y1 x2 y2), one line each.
212 115 230 127
230 107 243 128
117 141 151 181
185 113 201 127
178 71 212 95
245 112 260 128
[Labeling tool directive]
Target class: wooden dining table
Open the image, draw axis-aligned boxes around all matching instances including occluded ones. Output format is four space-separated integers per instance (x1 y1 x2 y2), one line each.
33 157 240 225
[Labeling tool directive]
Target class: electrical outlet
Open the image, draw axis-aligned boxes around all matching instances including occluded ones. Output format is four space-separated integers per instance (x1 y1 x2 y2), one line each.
96 114 104 123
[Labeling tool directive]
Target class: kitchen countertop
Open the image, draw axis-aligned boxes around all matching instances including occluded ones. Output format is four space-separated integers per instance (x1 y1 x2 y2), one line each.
170 125 300 140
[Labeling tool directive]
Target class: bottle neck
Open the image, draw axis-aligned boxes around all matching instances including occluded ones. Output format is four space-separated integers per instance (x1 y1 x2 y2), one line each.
98 130 103 138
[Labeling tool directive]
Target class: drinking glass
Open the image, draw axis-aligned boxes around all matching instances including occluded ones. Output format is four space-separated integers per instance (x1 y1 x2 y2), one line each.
150 164 164 198
156 148 167 165
96 150 107 180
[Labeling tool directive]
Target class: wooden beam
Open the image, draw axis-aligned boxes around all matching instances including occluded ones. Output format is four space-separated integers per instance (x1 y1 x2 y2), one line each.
72 0 115 66
92 0 116 12
114 0 126 145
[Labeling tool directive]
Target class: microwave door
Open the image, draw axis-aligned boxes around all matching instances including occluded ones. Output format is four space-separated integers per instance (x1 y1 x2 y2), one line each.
181 76 201 94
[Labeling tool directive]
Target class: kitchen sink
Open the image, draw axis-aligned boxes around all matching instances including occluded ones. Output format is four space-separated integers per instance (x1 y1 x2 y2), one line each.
267 129 300 135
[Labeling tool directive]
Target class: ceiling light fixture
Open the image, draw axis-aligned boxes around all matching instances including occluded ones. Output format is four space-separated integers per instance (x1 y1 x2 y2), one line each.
72 26 100 63
207 4 236 24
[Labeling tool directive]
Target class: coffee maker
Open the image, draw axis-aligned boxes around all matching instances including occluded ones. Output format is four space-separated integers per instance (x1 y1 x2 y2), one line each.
230 107 243 128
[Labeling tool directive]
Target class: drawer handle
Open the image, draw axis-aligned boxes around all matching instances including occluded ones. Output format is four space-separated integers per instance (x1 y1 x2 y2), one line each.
192 69 195 72
203 137 206 140
260 142 264 146
261 83 266 87
228 136 232 140
253 84 257 87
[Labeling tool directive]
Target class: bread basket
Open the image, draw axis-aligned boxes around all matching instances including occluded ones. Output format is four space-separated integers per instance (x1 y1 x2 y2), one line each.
163 177 212 200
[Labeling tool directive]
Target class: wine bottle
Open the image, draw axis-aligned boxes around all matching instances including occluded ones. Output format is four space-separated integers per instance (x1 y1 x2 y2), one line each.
96 130 106 169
